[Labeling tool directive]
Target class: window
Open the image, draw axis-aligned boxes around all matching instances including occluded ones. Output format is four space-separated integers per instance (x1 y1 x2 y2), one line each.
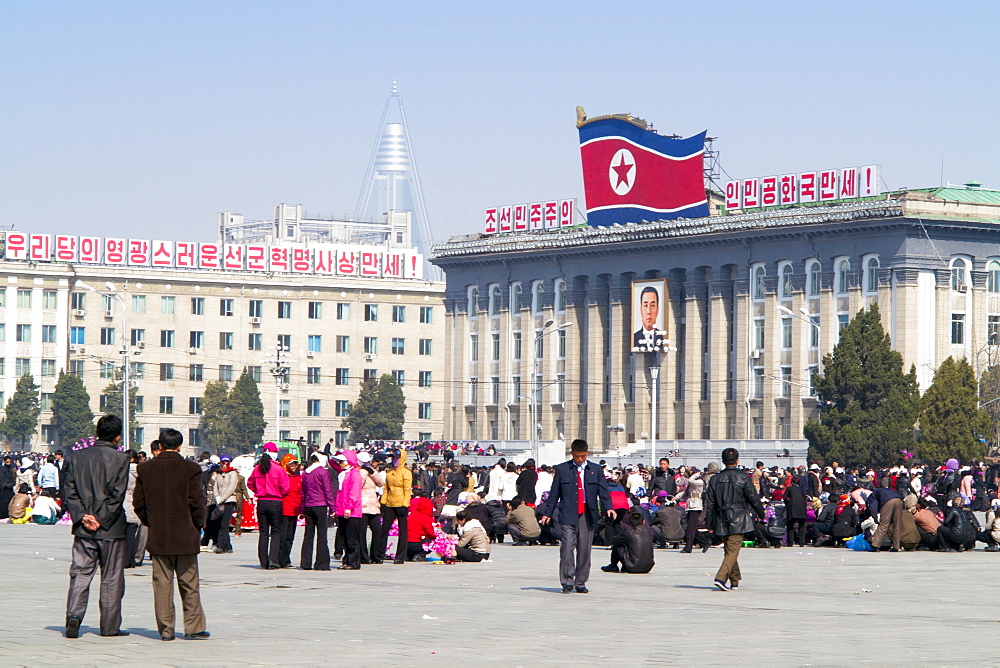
489 285 501 316
781 317 792 349
71 292 85 310
132 295 146 313
512 332 522 360
419 370 432 387
278 301 292 319
336 368 349 385
16 289 31 308
335 431 349 447
189 397 202 414
160 330 175 348
100 361 115 379
467 286 479 317
554 279 567 313
780 366 792 398
363 368 378 381
307 335 322 353
0 324 5 342
248 366 262 383
307 399 321 417
190 297 204 315
952 313 966 344
364 337 378 355
809 315 820 348
391 338 405 355
556 373 566 403
14 358 29 376
102 294 114 314
220 298 234 316
130 329 145 346
159 396 174 414
335 400 350 417
160 296 175 314
336 335 349 353
41 359 56 377
392 305 406 322
279 400 290 418
309 429 323 444
491 333 500 361
752 417 764 439
512 375 521 400
490 376 500 404
364 304 378 321
468 377 478 404
535 332 544 360
808 364 819 396
160 363 174 381
41 392 54 411
418 402 432 420
16 324 31 343
778 417 791 439
189 331 204 348
951 258 968 291
43 290 57 310
865 257 880 293
337 303 350 320
990 262 1000 294
277 334 291 350
419 339 432 356
189 364 204 382
219 365 233 382
469 334 479 361
392 370 405 386
42 325 57 344
838 314 849 335
558 329 567 358
807 261 821 297
248 333 262 351
68 360 84 376
309 302 323 319
510 283 522 314
532 281 544 314
307 367 321 384
420 306 433 323
752 265 766 300
779 264 793 299
100 327 114 345
129 362 144 379
990 315 1000 346
249 300 263 318
100 394 110 412
836 259 850 294
753 367 764 399
753 318 764 351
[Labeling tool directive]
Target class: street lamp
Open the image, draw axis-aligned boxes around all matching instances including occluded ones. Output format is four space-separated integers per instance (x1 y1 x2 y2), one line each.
262 340 295 442
637 337 676 469
532 321 573 463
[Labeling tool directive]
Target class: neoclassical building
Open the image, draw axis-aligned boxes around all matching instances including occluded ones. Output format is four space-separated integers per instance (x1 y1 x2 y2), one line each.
432 186 1000 452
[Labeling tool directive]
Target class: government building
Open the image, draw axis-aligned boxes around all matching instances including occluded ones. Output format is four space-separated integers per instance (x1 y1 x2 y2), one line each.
431 185 1000 455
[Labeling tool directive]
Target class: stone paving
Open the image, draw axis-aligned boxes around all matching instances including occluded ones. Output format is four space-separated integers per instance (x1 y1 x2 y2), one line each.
0 523 996 666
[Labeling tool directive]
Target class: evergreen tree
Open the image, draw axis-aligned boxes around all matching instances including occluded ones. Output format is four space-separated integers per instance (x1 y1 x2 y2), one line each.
804 304 920 466
229 367 266 453
917 356 991 464
100 380 141 447
200 380 233 451
979 362 1000 455
1 374 41 448
343 373 406 442
52 371 94 449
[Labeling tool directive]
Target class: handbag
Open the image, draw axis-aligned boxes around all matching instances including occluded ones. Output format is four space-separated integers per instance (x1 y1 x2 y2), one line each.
210 504 223 521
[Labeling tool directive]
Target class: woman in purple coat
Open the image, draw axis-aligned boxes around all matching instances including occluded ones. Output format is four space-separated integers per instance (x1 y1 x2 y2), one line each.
299 453 336 570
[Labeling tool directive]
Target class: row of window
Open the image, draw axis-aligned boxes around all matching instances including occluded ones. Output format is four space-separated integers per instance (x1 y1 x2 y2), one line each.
0 324 60 344
467 330 565 362
95 394 433 421
71 293 434 323
752 256 881 301
0 289 60 310
468 280 568 317
466 374 567 405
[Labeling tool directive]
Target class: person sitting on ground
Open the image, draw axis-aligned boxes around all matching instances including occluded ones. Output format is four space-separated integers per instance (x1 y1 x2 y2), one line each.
506 495 541 545
7 483 33 524
979 499 1000 551
484 497 508 543
32 488 60 525
911 497 941 550
937 493 979 552
452 509 491 562
406 491 437 561
650 493 685 549
602 510 655 574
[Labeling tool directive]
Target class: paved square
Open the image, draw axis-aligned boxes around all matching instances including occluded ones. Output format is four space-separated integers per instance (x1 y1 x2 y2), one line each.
0 523 995 666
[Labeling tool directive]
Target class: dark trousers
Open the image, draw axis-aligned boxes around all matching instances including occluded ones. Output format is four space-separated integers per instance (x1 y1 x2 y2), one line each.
683 510 701 551
300 506 331 570
407 542 427 560
150 553 206 637
558 512 594 587
256 499 283 568
937 526 975 551
359 513 381 563
278 515 297 567
341 516 364 568
215 503 234 552
455 546 487 562
373 505 409 563
918 527 939 549
66 536 126 635
786 518 807 546
333 517 344 557
124 523 148 567
201 506 220 547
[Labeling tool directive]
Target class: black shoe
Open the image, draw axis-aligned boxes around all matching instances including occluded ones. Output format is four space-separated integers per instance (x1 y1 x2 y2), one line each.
575 586 589 594
337 564 360 570
267 562 280 569
679 548 692 553
333 553 343 560
101 631 130 637
393 559 405 565
702 544 711 553
65 616 81 639
184 631 211 640
300 566 313 570
601 564 620 573
561 584 574 594
161 634 175 641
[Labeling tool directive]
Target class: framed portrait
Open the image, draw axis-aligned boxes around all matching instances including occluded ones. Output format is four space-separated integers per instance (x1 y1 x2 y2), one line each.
631 278 668 352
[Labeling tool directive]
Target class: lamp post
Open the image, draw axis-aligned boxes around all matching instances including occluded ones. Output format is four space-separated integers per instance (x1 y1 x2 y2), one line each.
263 340 294 441
532 320 573 463
77 281 133 450
633 331 676 468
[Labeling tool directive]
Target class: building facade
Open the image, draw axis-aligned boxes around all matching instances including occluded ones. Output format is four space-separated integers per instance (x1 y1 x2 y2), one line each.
432 186 1000 453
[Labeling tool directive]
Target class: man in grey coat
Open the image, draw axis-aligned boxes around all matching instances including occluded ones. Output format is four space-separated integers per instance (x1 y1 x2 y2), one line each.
703 447 765 592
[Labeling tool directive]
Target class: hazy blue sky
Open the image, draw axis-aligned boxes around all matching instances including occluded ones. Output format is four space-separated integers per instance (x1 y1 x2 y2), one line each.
3 1 999 244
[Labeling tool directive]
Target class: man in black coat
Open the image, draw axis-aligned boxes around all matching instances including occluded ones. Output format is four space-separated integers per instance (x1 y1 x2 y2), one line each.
540 439 615 594
63 414 131 638
648 458 676 498
603 510 655 574
784 481 808 547
703 447 765 591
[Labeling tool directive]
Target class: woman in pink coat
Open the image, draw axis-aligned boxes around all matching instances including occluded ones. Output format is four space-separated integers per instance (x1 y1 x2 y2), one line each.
335 450 363 570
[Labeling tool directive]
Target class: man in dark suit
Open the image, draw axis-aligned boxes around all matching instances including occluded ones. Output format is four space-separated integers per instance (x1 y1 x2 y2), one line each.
133 428 210 641
540 439 615 594
63 414 131 638
632 285 661 351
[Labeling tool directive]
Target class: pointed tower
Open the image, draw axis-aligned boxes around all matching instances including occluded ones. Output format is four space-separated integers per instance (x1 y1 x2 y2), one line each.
356 82 439 279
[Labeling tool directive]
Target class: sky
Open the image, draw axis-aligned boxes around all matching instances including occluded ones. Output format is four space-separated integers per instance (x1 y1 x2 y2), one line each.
3 1 1000 245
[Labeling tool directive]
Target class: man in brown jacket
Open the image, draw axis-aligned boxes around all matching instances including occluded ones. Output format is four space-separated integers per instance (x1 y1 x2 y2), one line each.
133 428 210 641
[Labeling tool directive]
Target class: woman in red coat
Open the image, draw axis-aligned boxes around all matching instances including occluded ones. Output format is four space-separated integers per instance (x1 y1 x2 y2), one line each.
406 493 437 561
276 455 303 568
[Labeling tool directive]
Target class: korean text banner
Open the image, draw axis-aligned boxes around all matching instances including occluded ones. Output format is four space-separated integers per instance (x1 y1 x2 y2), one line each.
579 119 708 226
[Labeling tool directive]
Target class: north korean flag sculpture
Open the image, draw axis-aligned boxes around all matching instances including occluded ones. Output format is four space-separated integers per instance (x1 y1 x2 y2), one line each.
578 114 708 226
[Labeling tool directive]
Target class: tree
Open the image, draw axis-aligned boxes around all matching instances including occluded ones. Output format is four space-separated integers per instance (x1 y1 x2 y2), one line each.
100 381 141 447
917 356 991 464
342 373 406 442
200 380 233 452
52 371 95 449
804 304 920 467
1 374 41 448
229 368 266 452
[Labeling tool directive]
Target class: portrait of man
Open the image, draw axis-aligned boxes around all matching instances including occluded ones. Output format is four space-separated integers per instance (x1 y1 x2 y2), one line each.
631 279 668 352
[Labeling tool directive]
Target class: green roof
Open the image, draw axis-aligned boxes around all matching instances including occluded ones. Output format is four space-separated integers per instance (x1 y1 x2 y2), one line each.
908 185 1000 205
